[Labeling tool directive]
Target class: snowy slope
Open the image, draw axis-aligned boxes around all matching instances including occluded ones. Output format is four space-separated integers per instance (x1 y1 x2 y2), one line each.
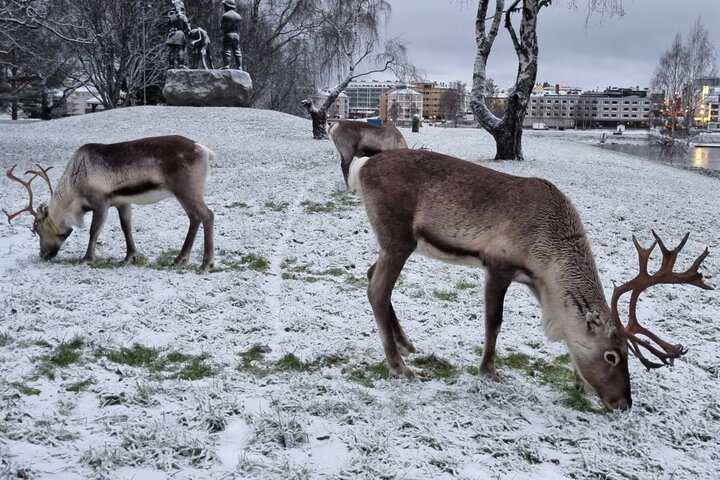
0 107 718 480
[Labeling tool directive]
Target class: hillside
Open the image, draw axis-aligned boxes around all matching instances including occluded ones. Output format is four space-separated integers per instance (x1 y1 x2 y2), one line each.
0 107 719 480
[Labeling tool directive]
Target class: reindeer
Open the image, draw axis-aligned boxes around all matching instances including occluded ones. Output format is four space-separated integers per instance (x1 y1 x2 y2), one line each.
3 135 215 271
328 120 408 184
347 149 712 410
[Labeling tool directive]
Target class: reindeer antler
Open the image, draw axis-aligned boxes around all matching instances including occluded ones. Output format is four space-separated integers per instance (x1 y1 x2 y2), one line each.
3 165 40 223
26 164 54 196
611 230 713 369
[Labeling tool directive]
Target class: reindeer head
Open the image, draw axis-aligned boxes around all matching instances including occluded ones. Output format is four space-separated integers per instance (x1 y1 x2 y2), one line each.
573 231 711 410
567 307 631 410
3 165 71 259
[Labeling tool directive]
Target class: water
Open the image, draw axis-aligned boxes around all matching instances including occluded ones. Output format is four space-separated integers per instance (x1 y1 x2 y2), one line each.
598 143 720 172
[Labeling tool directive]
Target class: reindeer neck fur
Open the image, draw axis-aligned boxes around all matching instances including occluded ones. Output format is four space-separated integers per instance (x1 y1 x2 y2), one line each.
47 166 86 232
534 235 610 343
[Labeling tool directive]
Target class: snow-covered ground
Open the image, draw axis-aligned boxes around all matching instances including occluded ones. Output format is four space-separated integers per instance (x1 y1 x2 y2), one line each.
0 107 718 480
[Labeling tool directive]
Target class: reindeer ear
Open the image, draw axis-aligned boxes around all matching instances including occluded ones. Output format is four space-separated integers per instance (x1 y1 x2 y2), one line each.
37 204 48 218
585 311 600 333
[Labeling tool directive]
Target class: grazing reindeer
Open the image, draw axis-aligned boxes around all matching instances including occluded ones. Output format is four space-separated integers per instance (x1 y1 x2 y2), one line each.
328 120 408 184
3 135 215 271
348 149 712 410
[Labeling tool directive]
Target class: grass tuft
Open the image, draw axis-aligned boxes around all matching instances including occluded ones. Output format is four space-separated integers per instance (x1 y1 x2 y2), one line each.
66 377 94 392
347 362 390 388
264 201 289 212
0 332 12 347
432 290 458 302
410 355 459 380
103 344 214 380
10 381 41 396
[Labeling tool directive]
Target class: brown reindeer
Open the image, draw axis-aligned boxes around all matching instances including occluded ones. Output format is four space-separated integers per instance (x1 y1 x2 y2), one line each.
347 149 712 410
328 120 408 184
3 135 215 271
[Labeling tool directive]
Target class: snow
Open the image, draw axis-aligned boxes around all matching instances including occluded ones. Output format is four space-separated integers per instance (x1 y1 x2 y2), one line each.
0 107 719 479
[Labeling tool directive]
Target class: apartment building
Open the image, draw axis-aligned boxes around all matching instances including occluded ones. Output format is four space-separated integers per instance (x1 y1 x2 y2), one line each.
378 86 423 124
343 80 404 117
524 87 652 129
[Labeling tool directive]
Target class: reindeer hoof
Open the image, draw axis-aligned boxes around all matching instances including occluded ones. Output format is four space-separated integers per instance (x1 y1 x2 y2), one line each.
81 256 95 265
389 363 415 379
173 255 188 266
200 261 214 272
479 365 500 381
122 253 140 265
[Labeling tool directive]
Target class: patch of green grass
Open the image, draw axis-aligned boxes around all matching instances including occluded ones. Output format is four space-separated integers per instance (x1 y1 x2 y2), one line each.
330 189 362 207
495 352 531 370
154 249 181 268
173 355 214 380
409 355 459 380
275 353 305 372
66 377 94 392
432 290 458 302
238 347 346 377
0 333 11 347
486 350 603 414
35 336 85 379
281 258 353 285
343 274 367 290
455 280 477 290
105 343 161 368
239 253 270 272
10 381 40 396
347 362 390 388
226 201 250 209
300 200 339 214
264 201 289 212
102 344 214 380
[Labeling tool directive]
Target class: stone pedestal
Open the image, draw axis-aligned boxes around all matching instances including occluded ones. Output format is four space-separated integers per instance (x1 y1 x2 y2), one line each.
163 69 252 107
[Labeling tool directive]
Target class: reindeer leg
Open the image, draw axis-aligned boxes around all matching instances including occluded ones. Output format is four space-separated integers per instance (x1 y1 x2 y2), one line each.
82 206 109 264
116 204 139 264
175 197 214 271
479 269 512 380
367 249 414 378
367 262 415 356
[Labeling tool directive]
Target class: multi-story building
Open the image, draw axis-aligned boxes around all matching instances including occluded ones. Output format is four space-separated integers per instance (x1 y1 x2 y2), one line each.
524 87 652 129
410 81 449 120
343 80 404 117
694 78 720 127
378 86 423 125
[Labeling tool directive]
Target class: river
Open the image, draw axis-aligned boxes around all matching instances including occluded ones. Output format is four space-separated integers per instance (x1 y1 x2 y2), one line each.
597 143 720 172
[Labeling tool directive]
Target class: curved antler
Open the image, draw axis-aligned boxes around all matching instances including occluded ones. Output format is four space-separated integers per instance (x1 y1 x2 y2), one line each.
26 164 54 196
3 165 39 223
611 230 713 369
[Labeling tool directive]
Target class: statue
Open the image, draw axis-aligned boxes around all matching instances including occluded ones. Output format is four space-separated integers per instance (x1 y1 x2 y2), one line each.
220 0 243 69
166 2 191 69
188 27 214 69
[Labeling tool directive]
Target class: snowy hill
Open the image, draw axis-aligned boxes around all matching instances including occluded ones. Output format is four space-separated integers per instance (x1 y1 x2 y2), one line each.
0 107 718 479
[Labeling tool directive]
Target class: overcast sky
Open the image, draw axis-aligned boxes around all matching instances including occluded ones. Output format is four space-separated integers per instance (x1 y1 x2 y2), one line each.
382 0 720 92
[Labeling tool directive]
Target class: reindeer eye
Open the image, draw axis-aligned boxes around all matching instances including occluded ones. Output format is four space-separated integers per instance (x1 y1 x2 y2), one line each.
604 351 620 367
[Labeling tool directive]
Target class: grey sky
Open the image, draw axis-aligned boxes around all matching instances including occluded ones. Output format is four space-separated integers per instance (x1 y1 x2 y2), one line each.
383 0 720 92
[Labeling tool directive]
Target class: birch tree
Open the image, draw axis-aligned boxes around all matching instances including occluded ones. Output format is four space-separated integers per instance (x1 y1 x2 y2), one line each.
301 0 414 139
470 0 624 160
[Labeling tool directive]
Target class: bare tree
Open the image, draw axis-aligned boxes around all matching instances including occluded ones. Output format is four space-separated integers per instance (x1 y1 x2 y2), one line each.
439 80 467 126
65 0 166 109
652 19 718 132
301 0 415 139
470 0 624 160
